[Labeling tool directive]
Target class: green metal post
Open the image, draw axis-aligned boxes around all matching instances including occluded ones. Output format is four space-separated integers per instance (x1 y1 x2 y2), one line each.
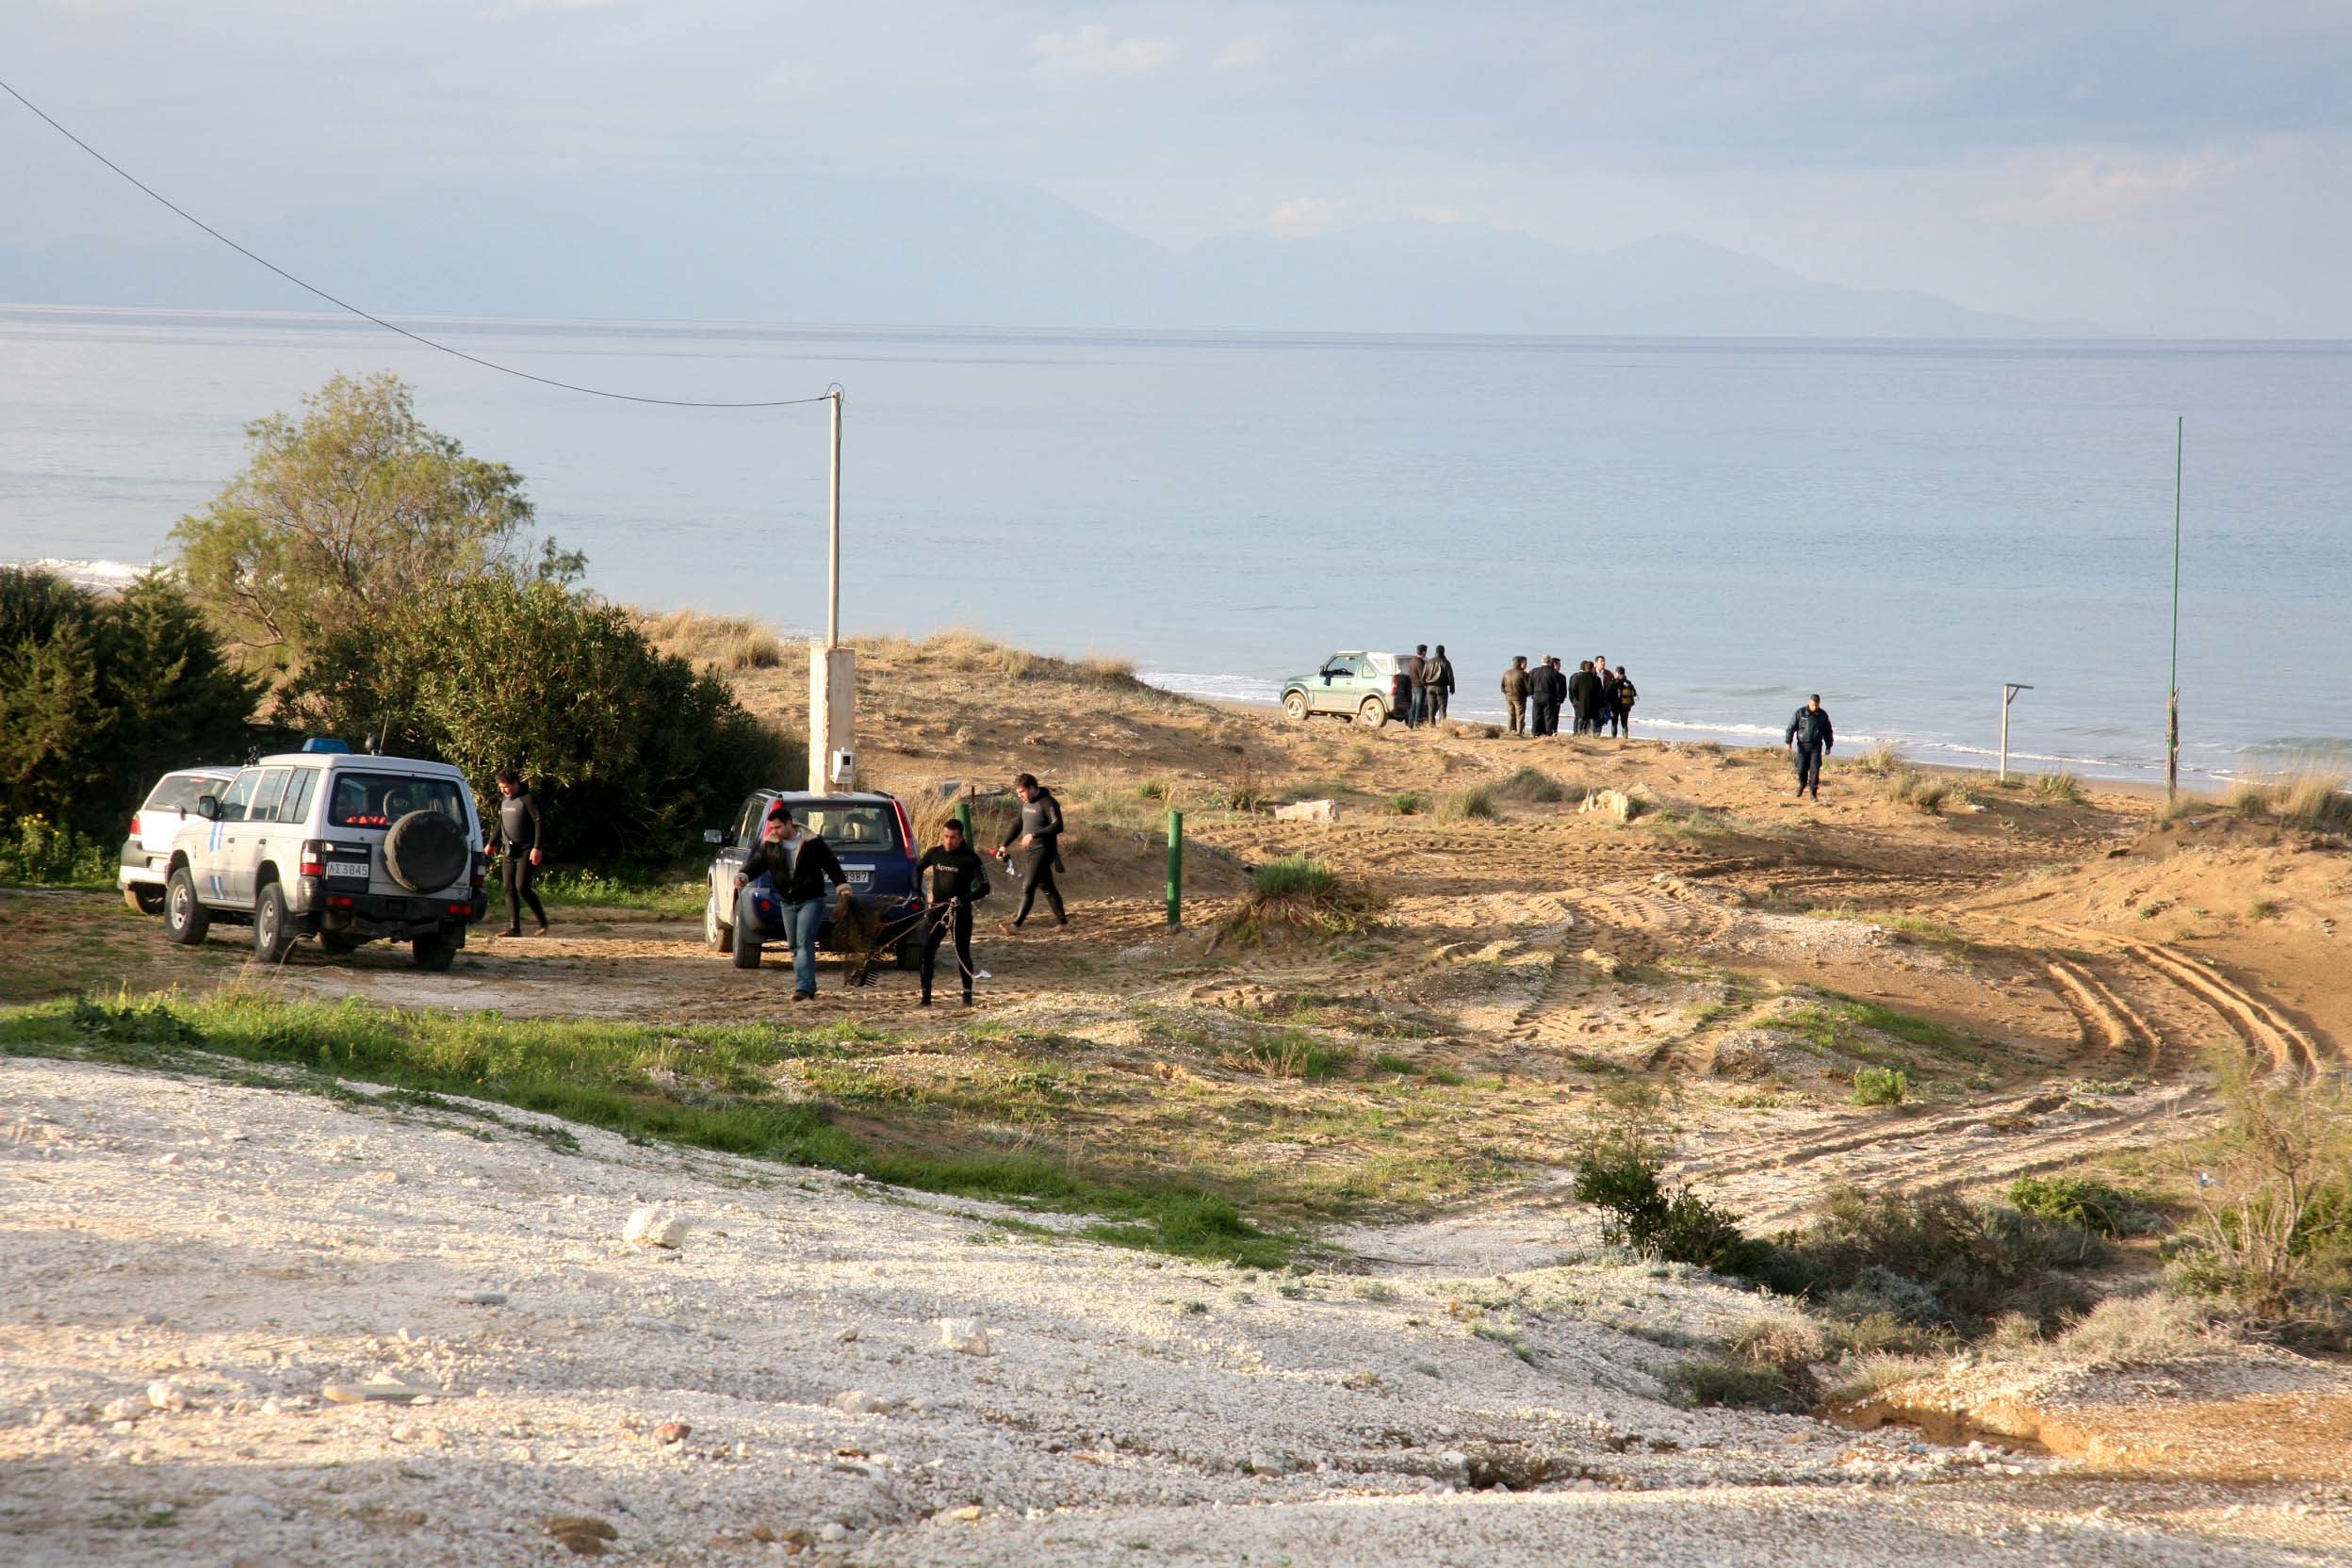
2167 416 2182 801
955 799 972 839
1166 809 1183 928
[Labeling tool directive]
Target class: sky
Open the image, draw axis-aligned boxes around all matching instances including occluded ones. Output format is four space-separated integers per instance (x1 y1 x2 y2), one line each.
4 1 2349 336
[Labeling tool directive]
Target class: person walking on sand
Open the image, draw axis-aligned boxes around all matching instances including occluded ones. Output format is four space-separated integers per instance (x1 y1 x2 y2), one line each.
914 818 990 1007
1404 644 1429 728
1500 656 1530 736
996 772 1069 931
1613 667 1639 739
1595 658 1622 738
1425 644 1456 724
1786 694 1836 800
736 803 851 1000
487 769 549 937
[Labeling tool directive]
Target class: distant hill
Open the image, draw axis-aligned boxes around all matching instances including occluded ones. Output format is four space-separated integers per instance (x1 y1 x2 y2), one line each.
0 176 2098 338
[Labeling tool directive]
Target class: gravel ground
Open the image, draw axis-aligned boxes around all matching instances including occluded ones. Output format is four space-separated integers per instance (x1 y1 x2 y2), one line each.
4 1059 2344 1567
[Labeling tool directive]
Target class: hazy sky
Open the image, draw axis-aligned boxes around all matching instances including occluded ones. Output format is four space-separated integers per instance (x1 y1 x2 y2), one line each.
6 1 2349 335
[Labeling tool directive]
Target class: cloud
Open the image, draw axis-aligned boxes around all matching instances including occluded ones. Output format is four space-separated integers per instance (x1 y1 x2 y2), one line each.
1989 145 2245 225
1213 33 1274 72
1268 196 1345 238
1032 24 1177 79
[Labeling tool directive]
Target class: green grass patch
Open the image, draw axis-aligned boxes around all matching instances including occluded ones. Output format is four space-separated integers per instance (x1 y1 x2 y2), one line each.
3 992 1293 1268
1777 998 1959 1057
1437 786 1496 822
534 868 704 915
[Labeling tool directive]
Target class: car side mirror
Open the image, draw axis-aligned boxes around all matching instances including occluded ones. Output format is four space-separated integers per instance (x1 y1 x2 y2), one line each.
195 794 220 821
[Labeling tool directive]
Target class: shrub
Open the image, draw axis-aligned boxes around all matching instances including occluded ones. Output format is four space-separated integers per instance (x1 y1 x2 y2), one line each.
1438 786 1495 821
2033 772 2084 805
2052 1292 2230 1367
281 578 795 868
2277 771 2351 832
1852 1067 1909 1107
1389 792 1425 815
1572 1127 1758 1275
1775 1184 2106 1335
1223 856 1377 945
2169 1068 2352 1342
0 814 115 888
1879 769 1952 814
1226 1032 1354 1082
0 568 259 837
1856 742 1903 777
1497 766 1565 804
2008 1175 2139 1237
2225 778 2275 818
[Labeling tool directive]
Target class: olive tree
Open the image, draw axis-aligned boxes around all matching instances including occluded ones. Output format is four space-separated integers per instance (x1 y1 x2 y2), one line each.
172 372 578 669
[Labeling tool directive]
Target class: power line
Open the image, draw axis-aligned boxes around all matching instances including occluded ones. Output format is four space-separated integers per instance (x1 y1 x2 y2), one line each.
0 77 837 410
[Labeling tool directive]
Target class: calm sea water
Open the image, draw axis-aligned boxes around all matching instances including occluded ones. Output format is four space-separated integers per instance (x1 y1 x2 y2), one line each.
4 304 2347 782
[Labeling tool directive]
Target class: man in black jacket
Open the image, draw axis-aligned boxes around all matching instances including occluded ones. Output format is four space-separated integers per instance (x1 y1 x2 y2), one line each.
735 804 850 999
996 772 1068 930
488 769 549 937
1785 694 1835 799
1567 661 1602 735
1404 645 1429 727
914 819 990 1006
1527 657 1557 738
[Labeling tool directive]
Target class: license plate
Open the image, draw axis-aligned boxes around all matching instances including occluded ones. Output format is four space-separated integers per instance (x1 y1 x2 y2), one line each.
326 860 369 879
848 870 872 885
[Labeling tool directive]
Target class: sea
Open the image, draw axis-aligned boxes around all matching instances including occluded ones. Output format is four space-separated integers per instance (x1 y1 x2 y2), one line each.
5 304 2348 784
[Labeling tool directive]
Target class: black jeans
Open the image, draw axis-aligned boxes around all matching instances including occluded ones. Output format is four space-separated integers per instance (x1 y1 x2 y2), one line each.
1014 854 1066 925
922 902 974 1001
1794 743 1824 794
1529 700 1555 736
502 853 546 930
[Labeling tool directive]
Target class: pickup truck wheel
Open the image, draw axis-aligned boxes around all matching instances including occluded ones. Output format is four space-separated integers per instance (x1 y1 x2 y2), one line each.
412 925 459 972
730 909 762 970
253 882 296 964
125 884 166 916
163 868 210 945
1281 691 1309 722
1356 696 1389 729
320 931 363 957
705 889 732 952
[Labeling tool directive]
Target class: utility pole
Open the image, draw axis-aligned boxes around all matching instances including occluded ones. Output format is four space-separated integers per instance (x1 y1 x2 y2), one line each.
808 386 856 793
1999 683 2034 784
2166 416 2182 802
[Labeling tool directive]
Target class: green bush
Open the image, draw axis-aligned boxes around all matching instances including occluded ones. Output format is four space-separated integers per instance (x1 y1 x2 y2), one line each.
0 569 259 837
1852 1067 1909 1106
1389 792 1424 815
2009 1175 2138 1237
1572 1142 1758 1274
1772 1184 2106 1335
0 814 116 888
280 578 794 867
1250 856 1339 901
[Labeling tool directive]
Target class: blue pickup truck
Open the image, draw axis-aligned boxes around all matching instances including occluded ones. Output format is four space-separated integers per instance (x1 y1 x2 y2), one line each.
702 790 926 977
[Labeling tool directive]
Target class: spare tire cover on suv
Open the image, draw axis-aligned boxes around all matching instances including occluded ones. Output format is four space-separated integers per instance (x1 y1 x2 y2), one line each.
384 810 469 893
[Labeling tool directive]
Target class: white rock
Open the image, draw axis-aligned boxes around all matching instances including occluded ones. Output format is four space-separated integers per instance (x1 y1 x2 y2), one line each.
834 1389 885 1414
99 1398 139 1423
208 1494 284 1524
1272 799 1340 824
623 1204 690 1248
146 1380 186 1412
937 1317 991 1356
818 1522 848 1543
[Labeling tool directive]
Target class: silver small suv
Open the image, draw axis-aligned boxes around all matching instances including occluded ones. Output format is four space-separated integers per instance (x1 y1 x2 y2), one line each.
162 743 488 968
119 766 235 914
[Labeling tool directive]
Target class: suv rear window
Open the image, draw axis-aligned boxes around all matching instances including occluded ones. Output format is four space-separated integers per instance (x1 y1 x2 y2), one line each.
754 800 902 853
328 773 470 832
142 774 228 813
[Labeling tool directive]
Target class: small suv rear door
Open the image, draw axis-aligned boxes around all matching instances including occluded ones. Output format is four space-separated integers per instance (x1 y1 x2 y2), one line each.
137 771 230 857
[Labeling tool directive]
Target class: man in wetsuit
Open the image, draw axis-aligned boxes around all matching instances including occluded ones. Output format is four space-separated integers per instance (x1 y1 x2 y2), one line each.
488 769 549 937
1613 668 1639 739
914 819 990 1006
996 772 1068 930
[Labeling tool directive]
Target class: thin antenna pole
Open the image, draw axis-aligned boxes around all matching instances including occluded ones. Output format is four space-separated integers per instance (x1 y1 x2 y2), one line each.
2167 416 2182 800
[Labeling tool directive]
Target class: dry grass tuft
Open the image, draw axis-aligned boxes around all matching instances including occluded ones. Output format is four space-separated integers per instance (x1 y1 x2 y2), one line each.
1879 768 1953 815
2277 770 2351 831
635 607 785 672
1221 856 1380 946
1856 742 1903 777
860 629 1141 690
2032 771 2084 805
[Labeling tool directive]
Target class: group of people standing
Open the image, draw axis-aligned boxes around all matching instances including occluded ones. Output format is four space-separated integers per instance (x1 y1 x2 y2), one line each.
1498 655 1637 739
1398 645 1456 727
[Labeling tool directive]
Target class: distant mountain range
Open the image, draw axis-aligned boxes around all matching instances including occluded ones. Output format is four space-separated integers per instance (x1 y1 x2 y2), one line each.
0 175 2099 338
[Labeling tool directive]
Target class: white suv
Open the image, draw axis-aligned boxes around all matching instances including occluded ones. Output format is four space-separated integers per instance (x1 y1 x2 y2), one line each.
162 744 488 969
119 766 236 914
